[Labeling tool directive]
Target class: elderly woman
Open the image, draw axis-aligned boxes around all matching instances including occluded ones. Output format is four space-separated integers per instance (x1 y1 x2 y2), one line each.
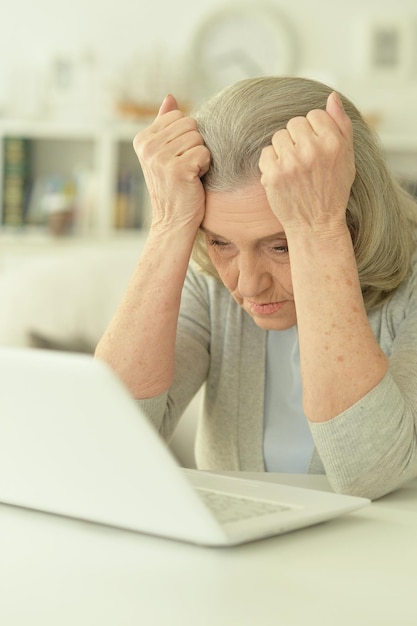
95 76 417 500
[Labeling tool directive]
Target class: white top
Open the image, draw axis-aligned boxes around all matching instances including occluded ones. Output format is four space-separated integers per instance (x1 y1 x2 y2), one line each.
263 327 314 472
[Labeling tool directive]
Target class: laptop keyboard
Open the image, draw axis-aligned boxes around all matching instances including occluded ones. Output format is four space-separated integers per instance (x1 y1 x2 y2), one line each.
196 488 291 524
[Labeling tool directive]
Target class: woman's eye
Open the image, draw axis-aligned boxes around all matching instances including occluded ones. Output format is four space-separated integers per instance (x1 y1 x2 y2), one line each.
210 239 229 248
272 244 289 254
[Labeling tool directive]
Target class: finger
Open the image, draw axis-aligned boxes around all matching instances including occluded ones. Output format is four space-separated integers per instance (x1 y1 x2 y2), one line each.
259 144 277 174
271 127 298 153
167 128 206 157
159 118 204 148
285 116 314 142
157 93 179 117
184 145 211 178
325 92 352 139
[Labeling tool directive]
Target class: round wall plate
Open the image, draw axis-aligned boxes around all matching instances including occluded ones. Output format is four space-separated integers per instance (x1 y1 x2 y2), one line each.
189 4 298 100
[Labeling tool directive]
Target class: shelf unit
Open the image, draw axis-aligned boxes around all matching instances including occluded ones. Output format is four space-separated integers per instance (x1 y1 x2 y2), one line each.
1 121 416 246
0 118 150 242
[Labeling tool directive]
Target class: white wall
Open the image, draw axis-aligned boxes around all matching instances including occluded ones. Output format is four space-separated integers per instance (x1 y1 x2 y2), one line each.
1 0 417 132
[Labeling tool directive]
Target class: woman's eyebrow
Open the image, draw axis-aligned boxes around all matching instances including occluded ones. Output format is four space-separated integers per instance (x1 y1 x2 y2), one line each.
200 226 226 239
200 226 287 242
260 232 287 242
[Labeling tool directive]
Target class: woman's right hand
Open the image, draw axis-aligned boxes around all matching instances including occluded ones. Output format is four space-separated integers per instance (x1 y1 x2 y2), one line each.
133 94 211 231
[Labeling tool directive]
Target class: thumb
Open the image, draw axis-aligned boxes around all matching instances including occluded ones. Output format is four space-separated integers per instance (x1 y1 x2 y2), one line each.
157 93 179 117
326 91 352 138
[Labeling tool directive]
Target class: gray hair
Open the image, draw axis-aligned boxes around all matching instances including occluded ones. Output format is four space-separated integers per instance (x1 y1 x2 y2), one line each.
192 76 417 311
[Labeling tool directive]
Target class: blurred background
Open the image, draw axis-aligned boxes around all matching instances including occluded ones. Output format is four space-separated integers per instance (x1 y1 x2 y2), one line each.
1 0 416 126
1 0 417 238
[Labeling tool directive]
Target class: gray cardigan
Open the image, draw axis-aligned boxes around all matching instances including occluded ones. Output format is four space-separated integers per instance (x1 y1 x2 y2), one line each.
139 252 417 500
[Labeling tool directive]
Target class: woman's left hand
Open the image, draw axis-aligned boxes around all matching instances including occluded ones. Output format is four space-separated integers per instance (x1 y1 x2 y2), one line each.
258 92 356 235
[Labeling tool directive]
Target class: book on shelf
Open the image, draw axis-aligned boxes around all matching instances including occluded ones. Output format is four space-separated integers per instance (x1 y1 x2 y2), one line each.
26 170 98 236
1 136 99 236
1 137 32 227
114 168 144 230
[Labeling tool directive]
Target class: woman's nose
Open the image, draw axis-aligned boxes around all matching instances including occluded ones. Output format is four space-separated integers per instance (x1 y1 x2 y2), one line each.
237 254 272 297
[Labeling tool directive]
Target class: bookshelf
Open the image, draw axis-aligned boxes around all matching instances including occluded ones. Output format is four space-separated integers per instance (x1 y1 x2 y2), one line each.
0 119 150 243
0 121 416 246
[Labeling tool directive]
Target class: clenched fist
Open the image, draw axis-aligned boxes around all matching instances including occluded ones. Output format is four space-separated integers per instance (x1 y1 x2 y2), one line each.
133 94 211 231
259 92 356 236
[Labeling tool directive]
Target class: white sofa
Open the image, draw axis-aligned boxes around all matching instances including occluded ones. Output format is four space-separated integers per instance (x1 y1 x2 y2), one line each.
0 240 198 467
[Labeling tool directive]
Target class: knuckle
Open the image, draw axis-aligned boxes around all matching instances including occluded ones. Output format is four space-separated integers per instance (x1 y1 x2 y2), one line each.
286 115 306 130
174 115 198 135
271 128 286 143
188 128 204 145
133 134 153 161
133 129 145 152
305 109 325 123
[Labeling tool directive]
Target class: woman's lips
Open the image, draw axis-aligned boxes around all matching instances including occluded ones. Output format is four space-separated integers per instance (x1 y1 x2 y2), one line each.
248 301 286 316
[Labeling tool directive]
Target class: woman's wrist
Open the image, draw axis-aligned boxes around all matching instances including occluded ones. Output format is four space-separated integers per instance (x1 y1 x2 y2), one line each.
148 217 200 245
284 220 352 249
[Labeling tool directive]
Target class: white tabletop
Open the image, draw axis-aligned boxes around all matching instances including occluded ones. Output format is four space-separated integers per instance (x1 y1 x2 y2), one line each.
1 472 416 626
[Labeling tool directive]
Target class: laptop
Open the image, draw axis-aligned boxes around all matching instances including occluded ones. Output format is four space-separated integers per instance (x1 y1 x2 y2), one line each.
0 346 369 546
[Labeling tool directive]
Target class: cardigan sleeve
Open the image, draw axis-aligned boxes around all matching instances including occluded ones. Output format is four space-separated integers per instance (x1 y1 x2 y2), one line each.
136 264 211 441
309 257 417 500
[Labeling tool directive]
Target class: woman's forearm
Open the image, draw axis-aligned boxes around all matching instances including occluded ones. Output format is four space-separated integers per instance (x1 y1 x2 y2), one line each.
95 225 196 399
287 224 389 423
96 94 210 399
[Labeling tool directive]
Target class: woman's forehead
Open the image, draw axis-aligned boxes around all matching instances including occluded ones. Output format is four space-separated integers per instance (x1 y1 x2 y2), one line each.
203 183 284 240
